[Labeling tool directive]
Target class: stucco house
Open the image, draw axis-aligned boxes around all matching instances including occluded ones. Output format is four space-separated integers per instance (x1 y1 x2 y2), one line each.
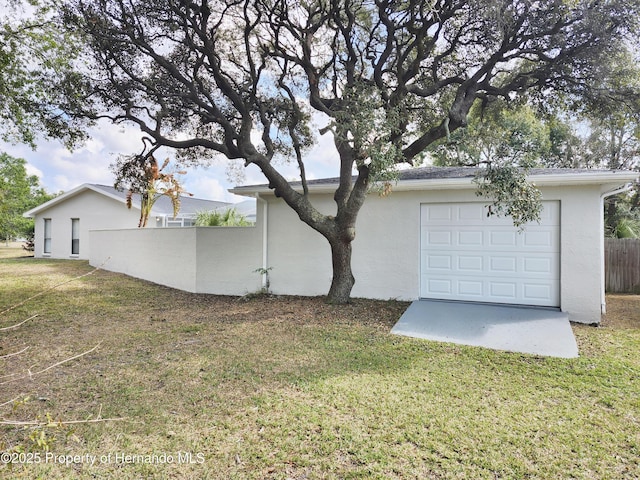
23 183 230 260
87 167 639 325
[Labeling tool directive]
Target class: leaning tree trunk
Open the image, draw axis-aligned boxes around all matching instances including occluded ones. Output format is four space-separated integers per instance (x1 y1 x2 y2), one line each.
252 153 367 304
327 236 355 304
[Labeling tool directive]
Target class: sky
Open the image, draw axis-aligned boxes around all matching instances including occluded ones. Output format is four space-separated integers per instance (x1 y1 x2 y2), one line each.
0 119 342 203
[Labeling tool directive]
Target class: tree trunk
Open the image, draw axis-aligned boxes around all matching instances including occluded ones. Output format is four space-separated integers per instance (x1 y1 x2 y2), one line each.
252 154 367 304
327 236 355 304
605 197 619 235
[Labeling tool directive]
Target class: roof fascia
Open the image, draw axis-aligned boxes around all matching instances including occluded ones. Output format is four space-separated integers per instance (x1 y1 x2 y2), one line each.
230 171 640 198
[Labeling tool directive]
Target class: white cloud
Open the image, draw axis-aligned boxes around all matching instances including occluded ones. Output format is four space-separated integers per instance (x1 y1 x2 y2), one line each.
183 174 230 202
1 120 147 194
42 144 113 191
51 174 75 192
91 121 147 154
24 162 43 179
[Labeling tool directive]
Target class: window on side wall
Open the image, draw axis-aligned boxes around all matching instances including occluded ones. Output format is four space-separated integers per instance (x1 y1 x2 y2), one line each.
71 218 80 255
44 219 52 254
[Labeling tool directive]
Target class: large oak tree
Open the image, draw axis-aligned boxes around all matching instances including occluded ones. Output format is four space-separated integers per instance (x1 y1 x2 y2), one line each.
59 0 639 302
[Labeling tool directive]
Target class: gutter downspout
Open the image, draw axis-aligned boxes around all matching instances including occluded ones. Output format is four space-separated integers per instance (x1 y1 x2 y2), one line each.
600 183 634 314
256 193 269 291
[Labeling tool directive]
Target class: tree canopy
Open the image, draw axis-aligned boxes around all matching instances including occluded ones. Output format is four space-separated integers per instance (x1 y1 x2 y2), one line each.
429 49 640 234
0 152 53 242
430 100 553 168
48 0 640 301
0 0 90 148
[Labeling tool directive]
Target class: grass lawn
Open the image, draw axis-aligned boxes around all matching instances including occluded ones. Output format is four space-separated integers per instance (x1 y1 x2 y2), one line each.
0 245 639 479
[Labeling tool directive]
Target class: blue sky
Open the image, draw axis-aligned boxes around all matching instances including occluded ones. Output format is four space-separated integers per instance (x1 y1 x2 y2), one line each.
1 118 341 203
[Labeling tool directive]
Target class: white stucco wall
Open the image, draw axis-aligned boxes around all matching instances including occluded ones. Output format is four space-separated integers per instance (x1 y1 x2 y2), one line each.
90 227 198 291
32 190 141 260
194 226 264 295
265 194 335 297
89 225 263 295
263 183 612 324
552 185 604 324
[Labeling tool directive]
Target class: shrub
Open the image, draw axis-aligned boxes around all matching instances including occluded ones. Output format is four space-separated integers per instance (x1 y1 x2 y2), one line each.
195 208 251 227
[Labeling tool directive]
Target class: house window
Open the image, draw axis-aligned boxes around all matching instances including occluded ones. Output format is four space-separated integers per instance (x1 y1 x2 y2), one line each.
44 219 52 254
166 217 196 227
71 218 80 255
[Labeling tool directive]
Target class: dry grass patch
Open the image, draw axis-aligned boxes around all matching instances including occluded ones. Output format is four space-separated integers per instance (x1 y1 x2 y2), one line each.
0 247 639 479
602 294 640 329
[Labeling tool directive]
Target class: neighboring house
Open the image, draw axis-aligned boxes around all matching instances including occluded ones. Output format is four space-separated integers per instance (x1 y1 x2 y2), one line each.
23 183 231 260
89 167 638 324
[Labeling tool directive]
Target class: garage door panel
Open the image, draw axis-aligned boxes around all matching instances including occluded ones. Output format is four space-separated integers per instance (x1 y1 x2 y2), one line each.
490 231 517 247
420 201 560 307
424 230 452 246
420 275 560 306
523 229 556 248
538 201 560 222
424 203 560 228
490 256 517 272
459 231 484 246
525 281 559 304
524 257 553 274
424 204 454 221
423 252 558 277
490 282 517 300
458 255 483 271
458 203 483 220
427 255 452 270
428 279 453 294
459 280 484 296
425 227 559 252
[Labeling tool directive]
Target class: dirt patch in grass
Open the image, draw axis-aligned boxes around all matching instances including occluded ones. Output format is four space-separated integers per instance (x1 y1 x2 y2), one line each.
602 294 640 329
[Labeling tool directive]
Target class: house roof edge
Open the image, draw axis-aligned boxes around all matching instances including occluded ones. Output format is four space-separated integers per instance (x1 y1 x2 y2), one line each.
22 183 132 218
229 168 640 197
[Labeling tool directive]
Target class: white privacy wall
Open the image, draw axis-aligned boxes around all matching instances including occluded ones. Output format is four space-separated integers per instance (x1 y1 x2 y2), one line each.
263 183 610 324
265 193 335 297
195 226 264 295
89 225 263 295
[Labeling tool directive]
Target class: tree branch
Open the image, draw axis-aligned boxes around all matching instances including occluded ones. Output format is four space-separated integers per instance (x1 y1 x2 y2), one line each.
0 347 30 359
0 314 37 331
0 416 131 426
0 343 102 386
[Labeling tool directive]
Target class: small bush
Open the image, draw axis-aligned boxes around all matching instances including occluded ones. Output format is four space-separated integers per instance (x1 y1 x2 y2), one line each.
22 230 35 252
195 208 251 226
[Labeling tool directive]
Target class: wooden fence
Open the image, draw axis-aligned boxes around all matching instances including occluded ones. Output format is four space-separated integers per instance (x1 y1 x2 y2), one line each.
605 238 640 293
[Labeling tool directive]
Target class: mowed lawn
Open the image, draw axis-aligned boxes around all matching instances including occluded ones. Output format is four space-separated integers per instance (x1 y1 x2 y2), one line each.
0 246 639 479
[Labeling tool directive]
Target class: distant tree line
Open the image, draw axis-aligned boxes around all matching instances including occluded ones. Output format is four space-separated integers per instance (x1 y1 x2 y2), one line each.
0 152 55 246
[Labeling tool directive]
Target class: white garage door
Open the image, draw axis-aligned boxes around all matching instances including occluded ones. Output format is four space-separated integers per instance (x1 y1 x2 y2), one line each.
420 202 560 307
